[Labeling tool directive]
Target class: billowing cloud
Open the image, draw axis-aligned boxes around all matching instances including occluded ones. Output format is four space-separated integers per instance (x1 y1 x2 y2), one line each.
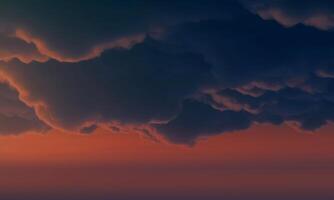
0 38 213 133
241 0 334 30
1 0 334 143
0 0 246 62
156 100 252 144
0 33 47 63
162 14 334 89
0 82 48 135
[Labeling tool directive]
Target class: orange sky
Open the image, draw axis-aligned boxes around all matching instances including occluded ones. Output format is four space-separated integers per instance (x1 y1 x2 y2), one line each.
1 124 334 199
1 123 334 165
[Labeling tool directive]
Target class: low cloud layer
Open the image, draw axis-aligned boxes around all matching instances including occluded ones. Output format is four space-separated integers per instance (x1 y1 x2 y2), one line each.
1 0 334 143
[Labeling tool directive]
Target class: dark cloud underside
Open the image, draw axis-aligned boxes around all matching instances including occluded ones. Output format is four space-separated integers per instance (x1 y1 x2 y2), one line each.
0 83 47 135
1 0 334 143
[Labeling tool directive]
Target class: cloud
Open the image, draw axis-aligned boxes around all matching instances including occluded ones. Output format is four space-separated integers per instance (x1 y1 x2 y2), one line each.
162 14 334 89
0 82 48 135
317 66 334 78
159 14 334 136
156 100 252 144
1 1 334 143
80 124 98 134
241 0 334 30
0 37 213 134
210 87 334 130
0 0 246 62
0 113 46 135
0 33 47 63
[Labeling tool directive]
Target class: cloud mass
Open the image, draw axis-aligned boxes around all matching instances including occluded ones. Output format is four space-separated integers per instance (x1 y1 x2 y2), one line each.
1 0 334 144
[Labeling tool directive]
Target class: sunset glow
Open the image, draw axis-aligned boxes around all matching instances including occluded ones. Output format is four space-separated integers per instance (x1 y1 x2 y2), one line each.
1 1 334 199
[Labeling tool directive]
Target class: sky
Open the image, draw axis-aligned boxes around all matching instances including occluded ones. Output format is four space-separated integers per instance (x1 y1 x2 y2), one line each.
1 0 334 199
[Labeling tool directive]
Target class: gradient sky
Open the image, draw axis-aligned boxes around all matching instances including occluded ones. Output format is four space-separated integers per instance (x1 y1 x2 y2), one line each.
1 0 334 200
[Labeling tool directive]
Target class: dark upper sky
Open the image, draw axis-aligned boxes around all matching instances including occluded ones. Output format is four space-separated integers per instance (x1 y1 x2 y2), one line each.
1 0 334 144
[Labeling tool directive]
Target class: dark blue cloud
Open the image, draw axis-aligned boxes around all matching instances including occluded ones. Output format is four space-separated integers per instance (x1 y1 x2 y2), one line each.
0 83 48 135
241 0 334 30
156 100 252 144
163 14 334 89
1 0 334 143
0 0 246 61
1 37 212 132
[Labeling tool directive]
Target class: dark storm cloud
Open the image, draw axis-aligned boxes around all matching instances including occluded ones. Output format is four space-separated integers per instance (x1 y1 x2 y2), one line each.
162 14 334 89
0 0 246 61
210 87 334 130
156 100 252 144
241 0 334 30
317 65 334 78
1 0 334 143
0 83 48 135
0 38 212 132
156 13 334 138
